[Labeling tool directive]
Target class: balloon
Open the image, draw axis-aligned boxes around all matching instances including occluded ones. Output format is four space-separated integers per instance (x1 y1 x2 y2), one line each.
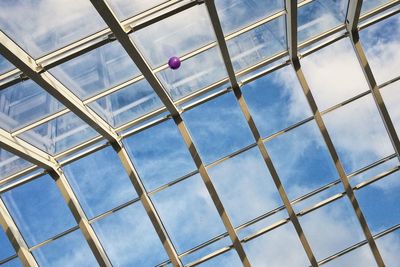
168 56 181 70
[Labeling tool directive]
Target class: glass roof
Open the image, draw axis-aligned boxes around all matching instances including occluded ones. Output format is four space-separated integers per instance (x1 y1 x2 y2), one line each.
0 0 399 266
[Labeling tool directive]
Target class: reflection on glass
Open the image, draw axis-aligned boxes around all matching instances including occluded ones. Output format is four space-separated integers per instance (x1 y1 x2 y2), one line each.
359 14 400 85
157 47 226 101
182 93 253 164
0 258 23 267
0 80 63 132
381 82 400 136
227 15 286 72
50 42 140 100
62 146 137 219
323 244 375 267
151 174 226 253
32 230 98 267
197 248 242 267
323 95 394 174
124 119 196 191
361 0 391 14
0 55 13 75
0 228 15 260
375 230 400 267
0 149 32 181
243 65 311 137
18 112 98 155
298 0 347 43
356 171 400 234
107 0 167 21
93 202 168 267
1 175 76 246
132 5 215 67
208 147 282 226
266 120 338 200
244 223 309 266
301 38 368 111
299 198 365 260
89 79 163 128
215 0 284 34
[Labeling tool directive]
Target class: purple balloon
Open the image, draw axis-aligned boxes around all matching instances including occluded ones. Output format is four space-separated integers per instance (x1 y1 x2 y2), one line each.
168 56 181 70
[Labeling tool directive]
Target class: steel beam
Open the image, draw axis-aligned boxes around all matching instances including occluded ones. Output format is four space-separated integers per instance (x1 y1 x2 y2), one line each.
346 0 363 33
286 0 298 60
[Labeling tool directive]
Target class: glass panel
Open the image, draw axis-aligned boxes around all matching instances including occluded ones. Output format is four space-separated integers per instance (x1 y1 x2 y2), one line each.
197 249 242 267
359 13 400 85
381 82 400 136
0 80 63 132
50 42 140 100
132 5 215 67
227 15 286 72
0 55 13 75
299 197 365 260
215 0 284 34
157 47 227 101
361 0 391 14
323 244 375 267
151 174 226 253
62 146 138 219
323 94 394 174
124 119 196 191
375 230 400 267
208 147 282 226
182 93 253 164
0 228 15 261
242 65 311 137
1 175 76 246
18 112 98 155
93 202 168 267
107 0 167 21
265 120 338 200
0 149 32 181
89 79 163 128
0 1 106 58
301 38 368 111
0 258 23 267
32 230 98 267
297 0 347 43
244 223 310 266
356 171 400 234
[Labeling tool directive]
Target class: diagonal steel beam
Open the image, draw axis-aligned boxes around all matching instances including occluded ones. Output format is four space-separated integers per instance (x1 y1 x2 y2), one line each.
205 1 318 265
346 0 363 33
286 0 298 60
0 31 118 142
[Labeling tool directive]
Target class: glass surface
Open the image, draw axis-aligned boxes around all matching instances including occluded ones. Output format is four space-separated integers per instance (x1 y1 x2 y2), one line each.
244 223 310 266
89 79 163 128
107 0 167 21
132 5 215 67
0 55 13 75
0 149 32 181
0 1 106 58
350 156 399 186
216 0 284 35
197 249 242 267
1 175 76 246
323 94 394 174
32 230 98 267
0 258 23 267
151 174 226 253
243 65 312 137
50 42 140 100
361 0 391 14
18 112 98 155
0 228 15 260
208 147 282 226
323 244 375 267
359 14 400 85
301 38 369 111
381 82 400 136
375 230 400 267
62 146 137 219
0 80 63 132
93 202 168 267
299 197 365 260
157 47 227 101
297 0 347 43
124 119 196 191
182 92 254 164
227 15 286 72
356 171 400 234
265 120 338 200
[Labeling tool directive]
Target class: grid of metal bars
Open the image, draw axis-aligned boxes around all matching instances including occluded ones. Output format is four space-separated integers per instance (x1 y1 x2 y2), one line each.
0 0 399 266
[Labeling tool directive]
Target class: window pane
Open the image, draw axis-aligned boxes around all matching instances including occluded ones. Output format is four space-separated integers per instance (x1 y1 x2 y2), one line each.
1 175 76 246
0 1 106 57
243 65 311 137
182 93 253 164
0 258 23 267
32 230 98 267
323 244 375 267
0 149 32 181
197 249 242 267
0 228 15 260
361 0 392 14
301 38 368 110
265 120 338 200
93 202 168 267
208 147 282 226
107 0 167 21
124 120 196 191
381 82 400 137
0 55 13 75
323 95 394 174
375 230 400 267
151 174 226 253
62 146 137 219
